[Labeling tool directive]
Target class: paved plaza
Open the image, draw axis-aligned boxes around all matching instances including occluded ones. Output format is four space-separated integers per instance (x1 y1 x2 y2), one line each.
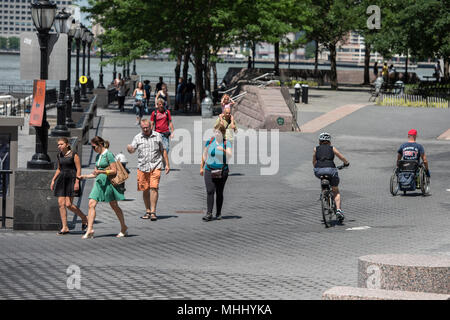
1 89 450 299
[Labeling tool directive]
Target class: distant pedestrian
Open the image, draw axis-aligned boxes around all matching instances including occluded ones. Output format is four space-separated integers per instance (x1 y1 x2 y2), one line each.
175 77 186 111
133 81 147 125
150 98 175 154
78 136 128 239
117 77 126 112
200 122 232 221
114 73 122 92
155 83 171 111
144 80 152 110
216 106 237 142
184 77 196 112
382 62 388 83
434 60 442 82
154 76 165 96
248 56 252 69
220 94 235 113
51 138 88 235
127 119 170 221
373 61 379 79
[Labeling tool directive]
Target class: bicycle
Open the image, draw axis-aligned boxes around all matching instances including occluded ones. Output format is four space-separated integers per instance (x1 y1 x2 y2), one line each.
319 164 348 228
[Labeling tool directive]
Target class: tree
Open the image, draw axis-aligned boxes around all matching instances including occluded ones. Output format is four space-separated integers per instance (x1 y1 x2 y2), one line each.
0 37 7 50
8 37 19 50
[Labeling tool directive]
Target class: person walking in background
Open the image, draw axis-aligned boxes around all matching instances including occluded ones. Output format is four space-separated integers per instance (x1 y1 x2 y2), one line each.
133 81 147 125
51 138 88 235
117 76 126 112
155 83 171 111
150 98 175 155
78 136 128 239
382 62 389 83
114 73 122 92
216 106 237 142
144 80 152 111
200 123 232 222
184 77 196 112
154 76 165 96
220 94 235 113
127 119 170 221
373 61 379 80
175 77 186 112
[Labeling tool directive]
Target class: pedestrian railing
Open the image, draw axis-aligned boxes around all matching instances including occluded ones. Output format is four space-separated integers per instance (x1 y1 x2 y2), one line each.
280 86 301 132
377 93 449 108
0 95 32 117
0 170 13 229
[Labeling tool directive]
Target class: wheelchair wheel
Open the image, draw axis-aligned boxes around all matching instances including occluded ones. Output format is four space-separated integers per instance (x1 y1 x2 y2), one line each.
419 167 430 195
390 171 399 196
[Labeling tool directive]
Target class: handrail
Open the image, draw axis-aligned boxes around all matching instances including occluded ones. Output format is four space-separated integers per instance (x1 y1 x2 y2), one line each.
251 72 274 82
0 170 13 228
218 86 238 95
231 91 247 101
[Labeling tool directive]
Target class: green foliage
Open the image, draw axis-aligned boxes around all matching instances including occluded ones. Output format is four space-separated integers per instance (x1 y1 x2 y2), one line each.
8 37 20 50
0 37 7 50
304 41 316 60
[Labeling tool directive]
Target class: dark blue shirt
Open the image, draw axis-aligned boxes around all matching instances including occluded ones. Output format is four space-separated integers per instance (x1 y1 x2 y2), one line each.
398 142 424 161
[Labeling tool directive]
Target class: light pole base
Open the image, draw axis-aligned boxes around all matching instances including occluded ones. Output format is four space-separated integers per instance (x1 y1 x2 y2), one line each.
51 126 70 137
66 119 76 128
27 154 54 170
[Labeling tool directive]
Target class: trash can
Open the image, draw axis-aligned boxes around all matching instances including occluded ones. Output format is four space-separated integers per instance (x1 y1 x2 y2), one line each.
301 84 309 104
201 91 213 118
294 83 301 103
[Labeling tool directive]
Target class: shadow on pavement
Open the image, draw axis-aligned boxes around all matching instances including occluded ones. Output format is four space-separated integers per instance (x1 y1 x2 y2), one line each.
221 215 242 220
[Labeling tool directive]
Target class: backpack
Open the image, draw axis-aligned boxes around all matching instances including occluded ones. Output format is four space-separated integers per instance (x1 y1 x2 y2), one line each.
398 172 416 191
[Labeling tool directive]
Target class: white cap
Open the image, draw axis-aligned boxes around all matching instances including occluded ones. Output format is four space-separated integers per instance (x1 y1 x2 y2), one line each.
115 152 128 164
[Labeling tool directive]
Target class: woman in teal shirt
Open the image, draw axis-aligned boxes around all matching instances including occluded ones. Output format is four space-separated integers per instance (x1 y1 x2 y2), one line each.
78 136 128 239
200 123 232 221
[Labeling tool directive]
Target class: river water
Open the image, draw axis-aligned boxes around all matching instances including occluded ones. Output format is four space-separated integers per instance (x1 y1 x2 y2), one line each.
0 53 434 90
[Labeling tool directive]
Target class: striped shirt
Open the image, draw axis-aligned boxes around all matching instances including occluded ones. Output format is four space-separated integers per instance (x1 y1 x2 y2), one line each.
130 131 165 172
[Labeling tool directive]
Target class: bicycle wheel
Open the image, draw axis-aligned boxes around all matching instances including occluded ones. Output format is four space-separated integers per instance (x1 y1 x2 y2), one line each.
419 167 430 195
321 191 333 228
390 172 399 196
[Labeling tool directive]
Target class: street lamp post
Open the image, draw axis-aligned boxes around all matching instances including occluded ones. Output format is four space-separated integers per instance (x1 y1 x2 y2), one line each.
51 8 70 137
122 62 126 81
72 23 83 112
80 25 88 102
132 59 137 75
65 18 76 127
126 61 130 79
27 0 56 170
112 56 116 84
86 31 93 94
97 37 105 89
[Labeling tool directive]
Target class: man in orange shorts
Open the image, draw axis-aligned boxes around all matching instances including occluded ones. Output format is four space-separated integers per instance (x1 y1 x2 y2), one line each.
127 119 170 221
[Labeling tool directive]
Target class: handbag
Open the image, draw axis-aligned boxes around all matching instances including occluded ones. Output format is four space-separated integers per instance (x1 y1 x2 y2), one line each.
104 152 129 186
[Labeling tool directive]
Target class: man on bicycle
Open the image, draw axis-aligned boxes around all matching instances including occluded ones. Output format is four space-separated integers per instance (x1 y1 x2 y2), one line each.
313 132 349 222
397 129 430 176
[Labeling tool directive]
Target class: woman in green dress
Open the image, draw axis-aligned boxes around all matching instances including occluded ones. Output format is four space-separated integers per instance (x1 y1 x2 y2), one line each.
78 136 128 239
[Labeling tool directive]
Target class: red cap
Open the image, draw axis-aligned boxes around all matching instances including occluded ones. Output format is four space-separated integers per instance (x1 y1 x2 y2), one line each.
408 129 417 136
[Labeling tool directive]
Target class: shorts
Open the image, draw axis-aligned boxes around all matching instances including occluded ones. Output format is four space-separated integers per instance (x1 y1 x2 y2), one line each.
137 169 161 190
134 101 144 117
314 167 339 187
161 135 170 152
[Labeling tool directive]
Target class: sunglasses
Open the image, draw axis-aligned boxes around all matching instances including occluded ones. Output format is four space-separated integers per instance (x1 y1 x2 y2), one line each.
142 127 151 130
92 145 98 150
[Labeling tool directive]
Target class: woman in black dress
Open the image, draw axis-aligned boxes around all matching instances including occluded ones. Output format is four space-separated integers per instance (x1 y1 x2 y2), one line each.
51 138 88 235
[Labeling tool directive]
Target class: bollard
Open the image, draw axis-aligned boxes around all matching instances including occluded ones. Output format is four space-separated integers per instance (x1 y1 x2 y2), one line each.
294 83 301 103
301 84 309 104
201 91 213 118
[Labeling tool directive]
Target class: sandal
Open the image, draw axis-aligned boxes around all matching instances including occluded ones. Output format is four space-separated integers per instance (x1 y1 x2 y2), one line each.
141 213 152 219
150 213 157 221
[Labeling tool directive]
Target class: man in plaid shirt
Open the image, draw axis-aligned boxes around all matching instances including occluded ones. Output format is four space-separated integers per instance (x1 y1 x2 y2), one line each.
127 119 170 221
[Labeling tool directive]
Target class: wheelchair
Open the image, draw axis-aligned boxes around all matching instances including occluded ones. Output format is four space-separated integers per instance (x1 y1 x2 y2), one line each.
390 160 430 196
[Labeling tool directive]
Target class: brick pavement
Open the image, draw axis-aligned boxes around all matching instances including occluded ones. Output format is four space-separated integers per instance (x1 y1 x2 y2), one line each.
2 95 450 300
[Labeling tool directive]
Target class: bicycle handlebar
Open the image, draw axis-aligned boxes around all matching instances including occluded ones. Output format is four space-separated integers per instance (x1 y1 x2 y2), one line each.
337 163 350 170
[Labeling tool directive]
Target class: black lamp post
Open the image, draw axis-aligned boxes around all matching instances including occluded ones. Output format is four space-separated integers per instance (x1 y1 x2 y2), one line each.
27 0 56 170
80 25 88 102
51 8 70 137
64 18 76 127
97 36 105 89
72 22 83 112
132 58 137 75
86 31 93 94
112 56 116 84
122 62 126 81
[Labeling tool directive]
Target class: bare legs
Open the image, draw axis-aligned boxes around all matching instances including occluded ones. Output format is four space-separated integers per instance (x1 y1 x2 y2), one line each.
110 200 128 234
143 188 159 214
332 186 341 210
58 197 88 232
83 199 127 238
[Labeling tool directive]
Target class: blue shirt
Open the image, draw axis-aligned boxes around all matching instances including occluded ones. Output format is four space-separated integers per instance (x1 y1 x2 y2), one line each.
205 138 231 170
398 142 424 161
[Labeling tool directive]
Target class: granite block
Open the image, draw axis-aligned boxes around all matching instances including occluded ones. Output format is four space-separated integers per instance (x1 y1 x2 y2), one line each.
323 286 450 300
358 254 450 294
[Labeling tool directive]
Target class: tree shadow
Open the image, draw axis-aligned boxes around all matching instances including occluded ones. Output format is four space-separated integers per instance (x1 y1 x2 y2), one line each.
221 215 242 220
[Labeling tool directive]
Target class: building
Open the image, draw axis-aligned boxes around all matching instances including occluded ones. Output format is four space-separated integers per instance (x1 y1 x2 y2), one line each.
0 0 74 38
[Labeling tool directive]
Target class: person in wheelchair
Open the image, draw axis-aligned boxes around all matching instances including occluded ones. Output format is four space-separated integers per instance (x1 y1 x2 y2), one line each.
396 129 430 188
313 132 349 221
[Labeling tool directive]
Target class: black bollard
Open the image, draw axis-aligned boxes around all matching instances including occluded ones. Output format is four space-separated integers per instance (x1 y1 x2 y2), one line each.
301 84 309 104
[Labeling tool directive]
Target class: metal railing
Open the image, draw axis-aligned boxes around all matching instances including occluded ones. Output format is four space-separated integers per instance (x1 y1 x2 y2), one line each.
0 88 58 117
0 170 13 228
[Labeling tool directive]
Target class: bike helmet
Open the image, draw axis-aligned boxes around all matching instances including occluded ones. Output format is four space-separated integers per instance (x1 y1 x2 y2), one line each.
319 132 331 141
